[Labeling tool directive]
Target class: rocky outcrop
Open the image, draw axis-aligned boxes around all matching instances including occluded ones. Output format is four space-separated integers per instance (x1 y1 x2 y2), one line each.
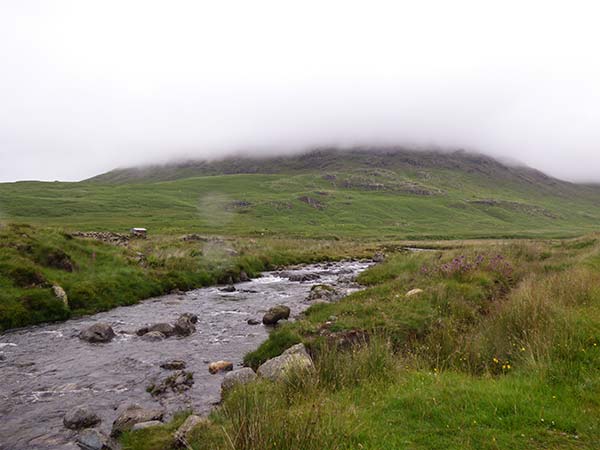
262 305 291 325
208 360 233 374
79 323 116 343
221 368 257 394
63 406 101 430
257 344 314 381
71 231 129 247
111 405 165 436
174 415 208 447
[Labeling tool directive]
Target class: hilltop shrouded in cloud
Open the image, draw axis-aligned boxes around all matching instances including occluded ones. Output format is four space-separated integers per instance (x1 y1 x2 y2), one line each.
1 1 599 182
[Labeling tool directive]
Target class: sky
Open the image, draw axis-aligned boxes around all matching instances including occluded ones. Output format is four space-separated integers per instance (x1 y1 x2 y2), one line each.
1 1 599 182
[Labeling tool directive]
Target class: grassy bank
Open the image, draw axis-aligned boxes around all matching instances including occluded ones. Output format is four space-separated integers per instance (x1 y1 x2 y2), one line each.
122 235 600 449
0 223 375 331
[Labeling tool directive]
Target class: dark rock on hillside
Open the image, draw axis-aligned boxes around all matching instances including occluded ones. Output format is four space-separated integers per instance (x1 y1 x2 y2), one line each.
79 323 116 343
39 248 75 272
71 231 129 247
262 305 290 325
63 406 101 430
298 195 324 209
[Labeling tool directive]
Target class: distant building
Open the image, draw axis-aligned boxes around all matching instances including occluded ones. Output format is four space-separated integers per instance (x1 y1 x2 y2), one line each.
130 227 147 238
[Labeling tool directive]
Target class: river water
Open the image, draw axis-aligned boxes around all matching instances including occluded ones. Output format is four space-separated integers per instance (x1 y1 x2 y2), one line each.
0 260 370 449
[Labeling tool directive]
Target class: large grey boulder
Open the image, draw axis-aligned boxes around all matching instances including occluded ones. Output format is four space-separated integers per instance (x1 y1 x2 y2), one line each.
257 343 314 381
111 405 164 436
262 305 290 325
76 429 117 450
174 415 208 446
79 323 115 343
221 368 257 394
63 406 101 430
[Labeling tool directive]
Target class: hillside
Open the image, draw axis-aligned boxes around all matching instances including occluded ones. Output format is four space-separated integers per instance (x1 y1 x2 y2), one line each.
1 149 599 239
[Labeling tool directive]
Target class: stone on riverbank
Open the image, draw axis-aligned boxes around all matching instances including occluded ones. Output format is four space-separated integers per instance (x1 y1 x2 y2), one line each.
257 343 314 381
111 405 165 436
174 415 209 447
76 429 117 450
262 305 290 325
79 323 115 343
131 420 163 431
63 406 101 430
221 367 257 394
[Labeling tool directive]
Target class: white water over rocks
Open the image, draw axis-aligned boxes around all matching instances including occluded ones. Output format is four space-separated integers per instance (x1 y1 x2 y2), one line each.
0 260 370 449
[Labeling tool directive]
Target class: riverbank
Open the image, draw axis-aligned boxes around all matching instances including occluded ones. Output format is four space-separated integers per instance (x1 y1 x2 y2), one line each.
123 234 600 449
0 223 378 331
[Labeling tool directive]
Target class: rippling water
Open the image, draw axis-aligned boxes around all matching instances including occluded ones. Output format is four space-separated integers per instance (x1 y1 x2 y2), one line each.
0 260 370 449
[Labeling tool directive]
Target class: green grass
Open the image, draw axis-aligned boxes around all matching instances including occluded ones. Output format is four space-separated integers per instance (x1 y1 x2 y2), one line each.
121 235 600 449
0 223 375 331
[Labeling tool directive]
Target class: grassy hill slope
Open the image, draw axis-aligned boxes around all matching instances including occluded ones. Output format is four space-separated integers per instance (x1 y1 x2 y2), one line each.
1 149 599 239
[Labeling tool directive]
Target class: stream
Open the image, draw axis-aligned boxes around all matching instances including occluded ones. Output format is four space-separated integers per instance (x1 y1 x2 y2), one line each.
0 260 371 449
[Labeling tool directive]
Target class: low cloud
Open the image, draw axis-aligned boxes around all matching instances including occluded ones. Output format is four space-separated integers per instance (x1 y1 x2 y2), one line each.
1 1 599 182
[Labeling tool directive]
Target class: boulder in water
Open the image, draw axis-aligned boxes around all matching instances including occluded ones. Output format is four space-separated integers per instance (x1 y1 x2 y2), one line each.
173 314 196 336
247 318 260 325
141 331 166 342
208 360 234 374
63 406 101 430
147 371 194 397
262 305 290 325
160 360 186 370
219 285 236 292
79 323 115 343
239 270 250 282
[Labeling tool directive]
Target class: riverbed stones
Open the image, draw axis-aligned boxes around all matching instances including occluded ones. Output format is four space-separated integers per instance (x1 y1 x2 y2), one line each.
239 270 250 282
174 314 196 336
136 322 175 337
111 405 165 436
63 406 101 430
76 429 117 450
160 359 186 370
247 318 260 325
287 272 320 282
262 305 290 325
221 368 257 394
219 285 236 292
147 370 194 397
141 331 166 341
306 284 341 302
257 343 314 381
174 415 209 446
208 360 234 374
79 323 116 343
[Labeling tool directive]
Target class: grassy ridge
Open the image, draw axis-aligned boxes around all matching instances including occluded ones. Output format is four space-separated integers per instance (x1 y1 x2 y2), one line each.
122 236 600 449
2 151 600 239
0 223 375 331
